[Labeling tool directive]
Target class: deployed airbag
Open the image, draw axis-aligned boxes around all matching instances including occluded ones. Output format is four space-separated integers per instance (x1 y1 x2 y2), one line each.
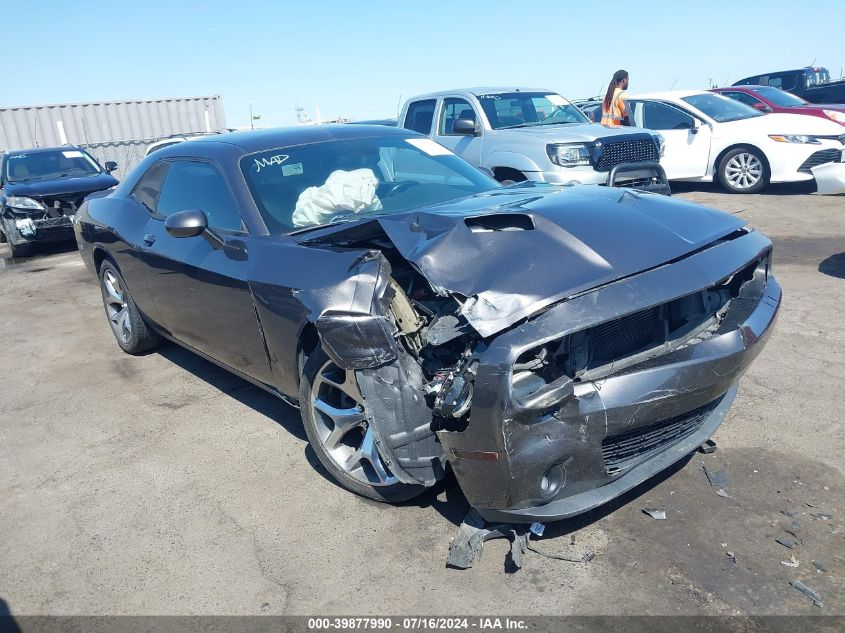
292 169 383 227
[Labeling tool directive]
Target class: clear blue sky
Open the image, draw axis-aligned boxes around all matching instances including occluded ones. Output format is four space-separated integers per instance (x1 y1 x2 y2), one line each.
4 0 844 127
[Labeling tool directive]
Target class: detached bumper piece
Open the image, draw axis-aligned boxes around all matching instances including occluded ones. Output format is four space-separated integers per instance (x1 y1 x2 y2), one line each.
811 161 845 195
607 161 671 195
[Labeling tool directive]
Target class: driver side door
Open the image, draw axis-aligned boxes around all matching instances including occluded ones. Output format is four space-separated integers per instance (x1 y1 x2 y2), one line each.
433 97 483 166
629 100 712 180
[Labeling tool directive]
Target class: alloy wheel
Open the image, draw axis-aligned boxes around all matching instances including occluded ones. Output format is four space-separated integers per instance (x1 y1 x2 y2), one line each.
103 270 132 345
725 152 763 190
310 359 397 486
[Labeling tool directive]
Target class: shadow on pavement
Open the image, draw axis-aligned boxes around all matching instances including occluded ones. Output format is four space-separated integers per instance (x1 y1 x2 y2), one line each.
819 252 845 279
0 598 21 633
671 180 817 196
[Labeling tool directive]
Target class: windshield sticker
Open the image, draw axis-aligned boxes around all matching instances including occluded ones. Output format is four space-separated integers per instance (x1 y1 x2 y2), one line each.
8 154 26 159
282 163 303 177
253 154 289 173
405 138 452 156
546 94 567 106
62 150 84 158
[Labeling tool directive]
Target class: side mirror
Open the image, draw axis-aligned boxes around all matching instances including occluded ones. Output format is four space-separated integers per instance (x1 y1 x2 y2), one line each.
452 118 478 136
690 119 701 134
753 103 773 113
104 161 118 173
165 209 208 238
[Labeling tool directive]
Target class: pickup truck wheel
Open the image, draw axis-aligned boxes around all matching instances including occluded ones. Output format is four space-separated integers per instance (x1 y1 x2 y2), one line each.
300 347 426 503
99 262 161 354
717 147 769 194
494 168 527 185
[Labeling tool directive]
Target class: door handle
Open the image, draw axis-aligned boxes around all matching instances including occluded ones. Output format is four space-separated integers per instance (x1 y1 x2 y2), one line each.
142 233 156 247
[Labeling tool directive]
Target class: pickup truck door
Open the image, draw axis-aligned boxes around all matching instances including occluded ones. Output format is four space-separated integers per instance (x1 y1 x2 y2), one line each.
629 100 711 180
432 97 483 166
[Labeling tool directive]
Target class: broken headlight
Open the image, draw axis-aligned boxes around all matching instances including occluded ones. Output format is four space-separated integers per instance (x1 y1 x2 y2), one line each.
6 196 45 212
547 143 592 167
315 312 398 370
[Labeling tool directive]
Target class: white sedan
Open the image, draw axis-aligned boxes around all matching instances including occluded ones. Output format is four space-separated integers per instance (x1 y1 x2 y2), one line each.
626 90 845 193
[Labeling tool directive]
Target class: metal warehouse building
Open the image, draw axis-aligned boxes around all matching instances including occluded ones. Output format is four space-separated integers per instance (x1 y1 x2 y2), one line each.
0 96 227 179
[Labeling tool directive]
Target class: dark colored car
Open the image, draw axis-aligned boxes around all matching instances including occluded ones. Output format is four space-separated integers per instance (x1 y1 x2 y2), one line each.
572 97 602 123
1 146 118 257
733 66 845 104
75 125 780 523
712 86 845 126
347 119 397 126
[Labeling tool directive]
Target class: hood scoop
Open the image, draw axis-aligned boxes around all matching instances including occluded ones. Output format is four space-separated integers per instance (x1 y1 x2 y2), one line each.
464 213 534 233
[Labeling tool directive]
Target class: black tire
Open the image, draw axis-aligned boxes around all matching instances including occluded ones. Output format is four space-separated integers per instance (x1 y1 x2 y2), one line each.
99 261 161 354
717 147 769 194
299 346 426 503
495 168 527 185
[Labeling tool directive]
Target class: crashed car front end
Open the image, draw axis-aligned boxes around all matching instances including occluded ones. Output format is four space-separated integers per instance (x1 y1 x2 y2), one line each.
440 229 779 522
2 193 86 247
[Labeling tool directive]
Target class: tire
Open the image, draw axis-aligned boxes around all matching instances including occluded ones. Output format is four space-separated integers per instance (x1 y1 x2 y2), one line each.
717 147 769 194
99 261 161 354
495 168 527 186
299 346 426 503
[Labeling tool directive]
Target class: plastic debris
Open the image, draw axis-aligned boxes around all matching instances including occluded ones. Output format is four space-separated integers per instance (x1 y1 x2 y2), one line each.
812 513 833 521
726 551 737 564
698 439 717 454
789 580 823 608
703 464 730 488
776 537 797 550
642 508 667 520
781 555 799 568
780 510 797 518
812 561 828 573
529 522 545 536
789 521 801 531
716 488 734 499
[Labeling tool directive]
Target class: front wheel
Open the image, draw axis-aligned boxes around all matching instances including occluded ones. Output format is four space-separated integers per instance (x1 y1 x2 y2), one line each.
299 347 426 503
717 147 769 194
99 261 161 354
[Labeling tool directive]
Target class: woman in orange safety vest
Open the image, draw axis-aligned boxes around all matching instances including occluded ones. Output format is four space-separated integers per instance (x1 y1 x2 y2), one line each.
601 70 630 126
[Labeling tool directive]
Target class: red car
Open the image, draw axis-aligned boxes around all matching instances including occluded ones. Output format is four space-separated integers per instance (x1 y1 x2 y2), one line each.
711 85 845 126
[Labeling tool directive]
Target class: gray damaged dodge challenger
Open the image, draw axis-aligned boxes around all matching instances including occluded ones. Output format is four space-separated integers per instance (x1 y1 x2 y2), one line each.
75 125 781 522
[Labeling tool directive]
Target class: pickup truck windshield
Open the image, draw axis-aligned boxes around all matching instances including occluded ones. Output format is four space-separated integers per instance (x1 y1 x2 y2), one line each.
477 92 589 129
750 87 807 107
4 149 102 183
681 94 763 123
241 135 498 234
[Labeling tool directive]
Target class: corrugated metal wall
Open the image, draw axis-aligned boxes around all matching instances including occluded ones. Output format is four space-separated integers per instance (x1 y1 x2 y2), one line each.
0 96 227 179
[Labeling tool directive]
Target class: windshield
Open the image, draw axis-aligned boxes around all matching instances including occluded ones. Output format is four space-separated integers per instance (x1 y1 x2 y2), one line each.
477 92 589 129
4 149 102 183
240 135 499 234
749 87 808 107
681 93 763 123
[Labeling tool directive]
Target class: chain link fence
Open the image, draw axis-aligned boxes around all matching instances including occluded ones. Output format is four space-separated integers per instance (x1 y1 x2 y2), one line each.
82 139 154 180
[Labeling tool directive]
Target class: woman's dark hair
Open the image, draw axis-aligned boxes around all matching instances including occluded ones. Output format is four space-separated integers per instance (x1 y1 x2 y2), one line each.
603 69 629 109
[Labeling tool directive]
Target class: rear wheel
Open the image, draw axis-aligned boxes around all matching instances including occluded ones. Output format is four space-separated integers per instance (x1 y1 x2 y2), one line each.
99 261 161 354
717 147 769 194
299 347 426 502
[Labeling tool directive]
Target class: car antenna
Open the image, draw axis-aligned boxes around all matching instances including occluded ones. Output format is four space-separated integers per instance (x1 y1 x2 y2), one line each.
33 112 39 147
668 78 678 90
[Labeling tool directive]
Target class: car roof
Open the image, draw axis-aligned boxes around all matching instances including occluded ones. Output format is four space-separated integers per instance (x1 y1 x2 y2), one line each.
712 85 769 91
407 87 556 100
627 89 709 100
158 124 416 156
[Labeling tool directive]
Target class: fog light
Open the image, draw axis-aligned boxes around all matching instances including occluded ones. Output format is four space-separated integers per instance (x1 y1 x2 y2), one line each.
539 464 566 498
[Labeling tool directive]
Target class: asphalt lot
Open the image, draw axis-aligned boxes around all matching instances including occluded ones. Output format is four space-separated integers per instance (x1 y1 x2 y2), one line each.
0 183 843 616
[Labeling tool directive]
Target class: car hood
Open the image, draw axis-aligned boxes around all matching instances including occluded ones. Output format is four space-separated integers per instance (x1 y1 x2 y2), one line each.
298 183 745 337
719 112 845 136
492 123 656 143
3 172 119 198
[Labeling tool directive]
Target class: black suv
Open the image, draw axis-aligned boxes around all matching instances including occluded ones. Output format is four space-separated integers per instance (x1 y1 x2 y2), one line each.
0 146 119 257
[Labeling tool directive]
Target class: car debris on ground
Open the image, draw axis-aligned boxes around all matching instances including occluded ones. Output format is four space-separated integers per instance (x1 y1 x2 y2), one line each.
789 580 823 608
642 508 667 520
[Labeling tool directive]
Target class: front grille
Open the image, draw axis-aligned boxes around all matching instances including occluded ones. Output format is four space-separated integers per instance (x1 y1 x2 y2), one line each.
602 396 724 475
798 149 840 173
586 306 661 367
595 138 659 172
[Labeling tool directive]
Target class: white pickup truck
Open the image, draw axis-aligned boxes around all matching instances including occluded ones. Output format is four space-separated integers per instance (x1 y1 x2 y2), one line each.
398 87 670 193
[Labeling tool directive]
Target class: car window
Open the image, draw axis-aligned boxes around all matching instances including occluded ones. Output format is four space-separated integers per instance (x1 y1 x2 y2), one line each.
3 149 102 183
156 160 244 232
477 92 588 129
404 99 436 135
438 98 476 135
636 101 695 130
721 91 761 108
681 93 763 123
131 161 170 212
771 72 798 91
240 135 497 233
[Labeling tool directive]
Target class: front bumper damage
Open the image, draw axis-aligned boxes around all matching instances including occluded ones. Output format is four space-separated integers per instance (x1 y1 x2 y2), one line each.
439 230 780 523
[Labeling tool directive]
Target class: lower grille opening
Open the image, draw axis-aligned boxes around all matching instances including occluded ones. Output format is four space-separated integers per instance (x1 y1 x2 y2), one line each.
798 149 840 173
602 395 724 475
